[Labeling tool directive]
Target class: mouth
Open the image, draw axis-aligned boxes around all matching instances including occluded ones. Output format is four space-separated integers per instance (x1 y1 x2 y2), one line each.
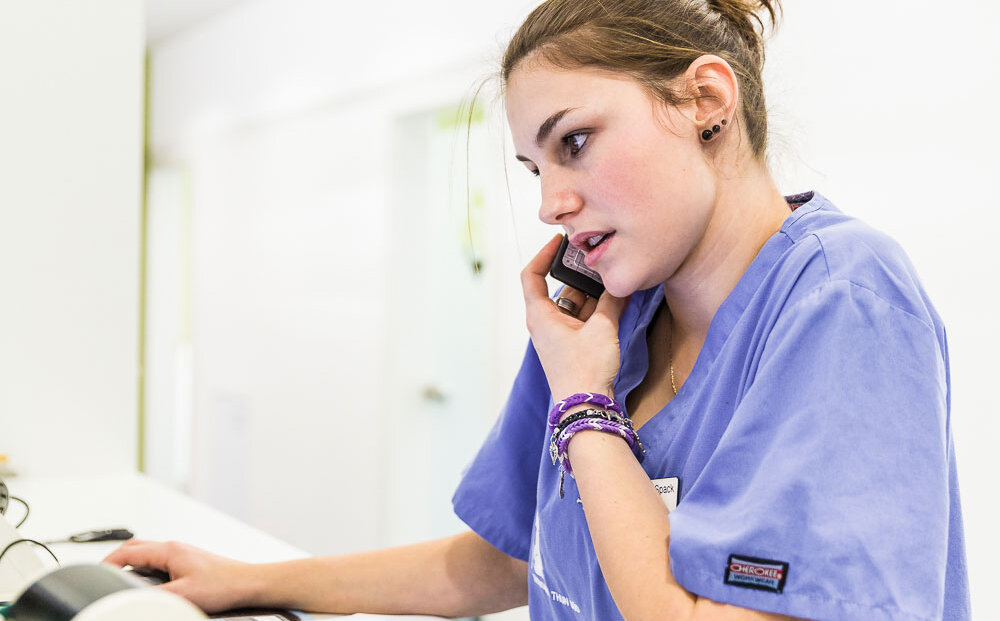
571 231 615 253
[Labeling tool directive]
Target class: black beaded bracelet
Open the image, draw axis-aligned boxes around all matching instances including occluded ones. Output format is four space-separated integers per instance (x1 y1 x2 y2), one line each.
550 408 637 459
551 408 634 448
555 407 633 429
550 409 644 461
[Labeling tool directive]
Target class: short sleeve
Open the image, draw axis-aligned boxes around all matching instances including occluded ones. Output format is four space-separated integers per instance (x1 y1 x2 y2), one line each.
668 280 952 621
452 341 551 561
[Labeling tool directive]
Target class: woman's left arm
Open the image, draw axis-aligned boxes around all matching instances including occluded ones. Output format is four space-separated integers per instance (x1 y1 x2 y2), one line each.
521 236 798 621
568 432 798 621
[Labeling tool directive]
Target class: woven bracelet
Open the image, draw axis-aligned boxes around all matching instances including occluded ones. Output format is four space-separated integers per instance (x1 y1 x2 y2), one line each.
551 413 645 499
549 408 634 465
548 392 623 430
553 411 645 467
556 417 640 471
557 418 638 498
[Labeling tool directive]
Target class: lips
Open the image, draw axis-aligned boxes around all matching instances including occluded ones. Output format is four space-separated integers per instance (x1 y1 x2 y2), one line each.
570 230 616 252
566 230 615 269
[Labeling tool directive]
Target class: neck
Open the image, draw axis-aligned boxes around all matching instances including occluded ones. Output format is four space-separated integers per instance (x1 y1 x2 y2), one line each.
661 159 789 343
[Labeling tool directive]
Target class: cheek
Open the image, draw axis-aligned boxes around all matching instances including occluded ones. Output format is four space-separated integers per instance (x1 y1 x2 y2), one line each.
591 139 710 235
590 142 716 291
588 144 663 213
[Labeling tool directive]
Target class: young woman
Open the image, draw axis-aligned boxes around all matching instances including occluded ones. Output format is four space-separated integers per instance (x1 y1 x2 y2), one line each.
105 1 970 619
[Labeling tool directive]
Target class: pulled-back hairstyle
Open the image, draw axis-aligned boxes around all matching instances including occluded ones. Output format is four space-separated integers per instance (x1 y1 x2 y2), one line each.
502 0 781 159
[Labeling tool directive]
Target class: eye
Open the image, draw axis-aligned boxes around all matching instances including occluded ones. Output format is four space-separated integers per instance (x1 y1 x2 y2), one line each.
516 160 540 177
562 132 589 157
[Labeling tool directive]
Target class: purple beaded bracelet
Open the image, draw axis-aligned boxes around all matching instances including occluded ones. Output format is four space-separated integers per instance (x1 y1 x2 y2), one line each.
548 392 623 430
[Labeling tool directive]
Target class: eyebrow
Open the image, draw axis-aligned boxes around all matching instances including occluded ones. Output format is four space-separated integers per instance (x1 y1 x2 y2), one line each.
515 107 577 162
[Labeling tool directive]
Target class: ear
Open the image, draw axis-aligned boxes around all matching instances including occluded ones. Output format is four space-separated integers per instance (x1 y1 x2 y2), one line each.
683 54 740 130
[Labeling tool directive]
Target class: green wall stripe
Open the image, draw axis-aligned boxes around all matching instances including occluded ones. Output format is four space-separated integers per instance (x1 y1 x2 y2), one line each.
137 50 151 473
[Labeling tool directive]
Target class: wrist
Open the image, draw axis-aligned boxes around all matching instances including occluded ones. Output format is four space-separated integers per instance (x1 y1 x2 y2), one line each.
552 387 616 404
232 562 271 609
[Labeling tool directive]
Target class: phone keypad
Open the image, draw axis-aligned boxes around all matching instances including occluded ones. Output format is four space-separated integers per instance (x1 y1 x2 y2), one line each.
562 244 603 282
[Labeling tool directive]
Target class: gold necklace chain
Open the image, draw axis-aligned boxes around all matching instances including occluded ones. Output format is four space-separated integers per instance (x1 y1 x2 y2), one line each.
667 310 678 396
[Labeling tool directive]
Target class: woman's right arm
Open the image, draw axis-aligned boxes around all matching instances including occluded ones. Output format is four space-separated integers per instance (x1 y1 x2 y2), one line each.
102 529 529 617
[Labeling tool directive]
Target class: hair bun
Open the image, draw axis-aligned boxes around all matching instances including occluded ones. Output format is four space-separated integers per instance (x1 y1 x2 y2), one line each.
705 0 781 67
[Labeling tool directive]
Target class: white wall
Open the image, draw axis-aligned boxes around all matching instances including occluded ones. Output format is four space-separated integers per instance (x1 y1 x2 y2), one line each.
0 1 145 476
149 0 541 161
765 6 1000 616
146 0 544 564
149 0 999 618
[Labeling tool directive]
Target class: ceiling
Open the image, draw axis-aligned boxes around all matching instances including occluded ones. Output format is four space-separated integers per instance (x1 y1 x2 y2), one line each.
145 0 248 45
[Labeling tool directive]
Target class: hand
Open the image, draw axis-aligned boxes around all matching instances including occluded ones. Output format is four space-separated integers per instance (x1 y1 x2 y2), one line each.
102 539 256 613
521 235 629 410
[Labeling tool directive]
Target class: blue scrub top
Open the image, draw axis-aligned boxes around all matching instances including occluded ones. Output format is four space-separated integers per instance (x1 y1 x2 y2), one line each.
452 192 970 621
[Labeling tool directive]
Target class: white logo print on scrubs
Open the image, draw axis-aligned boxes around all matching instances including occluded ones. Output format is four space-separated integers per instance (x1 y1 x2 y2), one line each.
531 514 581 614
532 519 545 581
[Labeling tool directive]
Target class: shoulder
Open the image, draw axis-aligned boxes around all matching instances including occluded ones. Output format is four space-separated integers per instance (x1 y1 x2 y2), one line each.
773 192 942 331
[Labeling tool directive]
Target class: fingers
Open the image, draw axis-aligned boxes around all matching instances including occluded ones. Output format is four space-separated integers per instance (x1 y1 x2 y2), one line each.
521 234 563 305
554 286 587 317
592 291 630 327
521 235 631 333
102 539 171 571
577 295 599 322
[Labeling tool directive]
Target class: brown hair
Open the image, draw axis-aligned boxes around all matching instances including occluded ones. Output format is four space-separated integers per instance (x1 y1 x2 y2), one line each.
501 0 781 159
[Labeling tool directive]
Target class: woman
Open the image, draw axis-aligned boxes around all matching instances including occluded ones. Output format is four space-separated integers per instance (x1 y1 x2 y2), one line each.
106 1 970 619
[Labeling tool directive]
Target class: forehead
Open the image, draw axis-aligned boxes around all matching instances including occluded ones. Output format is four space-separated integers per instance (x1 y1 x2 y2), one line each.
505 61 653 144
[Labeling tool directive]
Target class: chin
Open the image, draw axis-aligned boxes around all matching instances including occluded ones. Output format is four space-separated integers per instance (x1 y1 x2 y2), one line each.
599 276 641 299
599 266 663 298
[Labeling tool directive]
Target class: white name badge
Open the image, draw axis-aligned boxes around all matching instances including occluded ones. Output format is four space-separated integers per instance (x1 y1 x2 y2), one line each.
652 477 679 512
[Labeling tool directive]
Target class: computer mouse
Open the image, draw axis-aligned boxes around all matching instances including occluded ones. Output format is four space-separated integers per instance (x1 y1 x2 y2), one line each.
124 566 171 585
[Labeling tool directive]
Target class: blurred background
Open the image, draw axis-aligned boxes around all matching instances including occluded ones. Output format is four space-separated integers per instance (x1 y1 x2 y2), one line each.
0 1 997 619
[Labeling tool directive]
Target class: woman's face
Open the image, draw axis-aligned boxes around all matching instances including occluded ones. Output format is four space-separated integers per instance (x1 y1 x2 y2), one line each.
506 61 719 297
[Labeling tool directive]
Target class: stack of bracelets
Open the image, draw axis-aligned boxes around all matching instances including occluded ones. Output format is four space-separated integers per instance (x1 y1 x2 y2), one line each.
548 392 645 498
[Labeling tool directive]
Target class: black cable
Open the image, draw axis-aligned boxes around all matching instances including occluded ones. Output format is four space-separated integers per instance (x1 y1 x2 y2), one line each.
9 496 28 528
0 539 59 567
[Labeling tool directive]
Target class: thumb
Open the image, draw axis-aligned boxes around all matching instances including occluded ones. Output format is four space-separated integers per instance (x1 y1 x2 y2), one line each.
158 578 189 598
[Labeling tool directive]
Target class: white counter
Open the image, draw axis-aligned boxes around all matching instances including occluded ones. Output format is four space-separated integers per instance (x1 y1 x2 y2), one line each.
6 473 445 620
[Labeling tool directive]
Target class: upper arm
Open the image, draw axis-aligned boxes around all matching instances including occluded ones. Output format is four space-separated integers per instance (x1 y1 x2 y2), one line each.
667 281 951 620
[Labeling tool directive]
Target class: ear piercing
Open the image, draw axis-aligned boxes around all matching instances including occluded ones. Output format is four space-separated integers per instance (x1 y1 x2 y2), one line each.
701 118 727 141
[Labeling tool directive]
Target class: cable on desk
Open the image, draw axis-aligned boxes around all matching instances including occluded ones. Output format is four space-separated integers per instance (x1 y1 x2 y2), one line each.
9 496 28 528
0 538 59 568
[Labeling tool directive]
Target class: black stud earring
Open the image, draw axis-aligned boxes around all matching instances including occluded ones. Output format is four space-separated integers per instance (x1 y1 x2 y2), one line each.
702 119 729 142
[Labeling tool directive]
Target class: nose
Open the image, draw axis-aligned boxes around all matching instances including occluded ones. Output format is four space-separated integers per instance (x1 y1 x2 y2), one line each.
538 173 583 225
